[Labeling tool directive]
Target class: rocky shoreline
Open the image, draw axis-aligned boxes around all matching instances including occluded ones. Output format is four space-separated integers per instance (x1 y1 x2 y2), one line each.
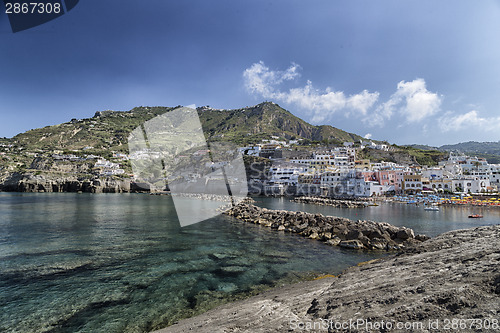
291 196 368 208
156 225 500 333
0 172 144 193
224 203 428 251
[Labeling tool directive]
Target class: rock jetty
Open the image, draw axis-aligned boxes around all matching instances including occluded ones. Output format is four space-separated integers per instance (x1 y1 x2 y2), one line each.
292 196 368 208
224 203 428 251
156 225 500 333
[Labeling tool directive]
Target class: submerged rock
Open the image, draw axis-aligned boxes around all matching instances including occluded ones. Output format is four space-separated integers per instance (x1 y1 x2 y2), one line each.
156 225 500 333
339 239 364 250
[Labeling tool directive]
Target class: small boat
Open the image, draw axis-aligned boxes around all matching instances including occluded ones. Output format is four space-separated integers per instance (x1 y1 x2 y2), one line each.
424 203 439 211
468 214 483 218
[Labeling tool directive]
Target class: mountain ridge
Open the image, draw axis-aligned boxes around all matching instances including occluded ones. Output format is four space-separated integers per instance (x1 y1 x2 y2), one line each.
407 141 500 164
4 102 365 153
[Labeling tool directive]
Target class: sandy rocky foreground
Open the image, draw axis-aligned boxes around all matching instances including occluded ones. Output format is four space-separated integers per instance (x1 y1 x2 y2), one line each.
155 225 500 333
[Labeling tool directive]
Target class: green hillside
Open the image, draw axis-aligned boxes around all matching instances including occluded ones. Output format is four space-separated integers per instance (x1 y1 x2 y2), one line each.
0 101 458 176
407 141 500 164
198 102 363 144
9 106 178 154
7 102 363 153
439 141 500 163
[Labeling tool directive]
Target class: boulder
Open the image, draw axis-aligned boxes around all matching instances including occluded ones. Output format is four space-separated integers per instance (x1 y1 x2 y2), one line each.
339 240 364 250
325 237 341 246
396 228 415 240
223 203 424 252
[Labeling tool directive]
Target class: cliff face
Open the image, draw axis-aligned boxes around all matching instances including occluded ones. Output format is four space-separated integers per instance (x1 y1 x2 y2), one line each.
156 225 500 333
0 153 134 193
28 157 93 173
0 172 131 193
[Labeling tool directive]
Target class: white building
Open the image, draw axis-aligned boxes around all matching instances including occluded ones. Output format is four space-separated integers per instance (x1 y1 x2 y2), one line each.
461 157 488 173
95 159 120 169
421 167 454 181
269 166 306 185
360 140 389 151
452 178 490 194
320 169 348 186
489 164 500 186
95 159 124 176
289 149 355 170
438 160 463 176
239 146 261 156
428 178 453 193
354 180 393 197
102 169 125 176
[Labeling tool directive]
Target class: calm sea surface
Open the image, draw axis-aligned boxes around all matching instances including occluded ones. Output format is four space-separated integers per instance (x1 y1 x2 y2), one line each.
1 194 498 332
0 193 386 333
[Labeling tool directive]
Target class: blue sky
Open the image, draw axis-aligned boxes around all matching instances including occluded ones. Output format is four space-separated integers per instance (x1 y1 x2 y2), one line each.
1 0 500 146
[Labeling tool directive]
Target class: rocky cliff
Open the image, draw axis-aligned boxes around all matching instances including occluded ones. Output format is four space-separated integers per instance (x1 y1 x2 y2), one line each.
156 225 500 333
0 172 132 193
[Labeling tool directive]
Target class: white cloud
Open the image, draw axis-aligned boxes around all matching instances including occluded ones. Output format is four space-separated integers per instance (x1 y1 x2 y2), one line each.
243 61 300 98
369 78 441 126
243 63 446 134
364 133 372 139
439 110 500 132
243 62 379 124
347 90 380 117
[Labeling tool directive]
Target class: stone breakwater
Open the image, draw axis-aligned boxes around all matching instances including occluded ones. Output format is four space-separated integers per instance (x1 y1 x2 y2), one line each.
224 203 428 251
291 196 368 208
173 192 251 202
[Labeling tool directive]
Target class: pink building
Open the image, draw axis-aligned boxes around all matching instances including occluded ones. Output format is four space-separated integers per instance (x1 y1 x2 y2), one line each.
377 170 397 187
357 170 399 193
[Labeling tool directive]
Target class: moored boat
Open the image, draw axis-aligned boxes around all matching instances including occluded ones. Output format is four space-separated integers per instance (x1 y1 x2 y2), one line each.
468 214 483 218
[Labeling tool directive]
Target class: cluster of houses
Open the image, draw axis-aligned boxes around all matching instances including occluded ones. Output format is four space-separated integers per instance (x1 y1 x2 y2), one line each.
260 149 499 197
239 139 390 160
51 153 126 176
114 139 499 197
29 138 500 197
94 158 125 176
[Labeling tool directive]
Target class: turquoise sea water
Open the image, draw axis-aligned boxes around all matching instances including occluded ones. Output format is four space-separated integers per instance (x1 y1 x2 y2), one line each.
0 193 385 333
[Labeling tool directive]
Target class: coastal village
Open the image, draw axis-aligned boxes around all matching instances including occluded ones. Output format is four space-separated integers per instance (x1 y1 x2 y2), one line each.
238 138 500 199
3 134 499 203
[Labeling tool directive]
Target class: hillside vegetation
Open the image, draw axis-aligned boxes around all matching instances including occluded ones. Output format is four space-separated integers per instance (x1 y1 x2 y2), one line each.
0 102 454 175
7 102 364 153
407 141 500 164
440 141 500 164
